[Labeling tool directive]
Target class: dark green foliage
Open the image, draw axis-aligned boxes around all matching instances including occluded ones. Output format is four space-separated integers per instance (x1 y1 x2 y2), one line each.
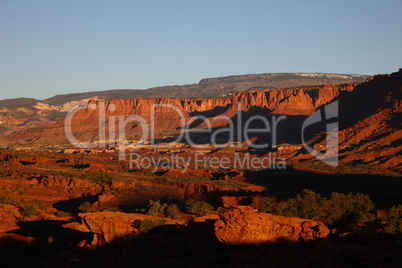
384 205 402 236
78 201 97 213
146 200 168 216
166 204 180 219
326 192 375 226
259 189 375 227
185 199 214 215
21 201 40 217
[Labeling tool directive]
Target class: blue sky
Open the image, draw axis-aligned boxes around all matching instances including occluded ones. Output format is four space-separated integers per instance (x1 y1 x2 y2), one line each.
1 0 401 100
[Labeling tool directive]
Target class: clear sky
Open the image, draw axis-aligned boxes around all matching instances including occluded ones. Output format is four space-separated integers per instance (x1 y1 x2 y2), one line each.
1 0 401 100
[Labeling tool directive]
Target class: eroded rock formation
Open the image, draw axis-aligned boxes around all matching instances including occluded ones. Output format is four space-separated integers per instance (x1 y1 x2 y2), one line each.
214 206 330 245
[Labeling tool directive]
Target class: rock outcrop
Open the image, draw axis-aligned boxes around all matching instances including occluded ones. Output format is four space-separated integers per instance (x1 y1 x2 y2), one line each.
0 204 22 232
63 212 181 246
213 206 330 245
38 176 102 197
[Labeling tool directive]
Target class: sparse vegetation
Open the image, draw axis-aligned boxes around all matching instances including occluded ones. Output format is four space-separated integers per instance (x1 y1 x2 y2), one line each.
166 204 180 219
89 173 114 185
384 205 402 236
0 195 12 204
259 189 375 227
139 219 166 233
21 201 40 217
54 211 67 217
145 200 168 216
186 199 214 215
78 201 97 213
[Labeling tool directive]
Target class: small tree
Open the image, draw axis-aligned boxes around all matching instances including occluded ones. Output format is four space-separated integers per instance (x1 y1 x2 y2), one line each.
385 205 402 235
146 200 168 216
186 199 214 215
166 204 180 219
259 197 278 213
258 189 375 228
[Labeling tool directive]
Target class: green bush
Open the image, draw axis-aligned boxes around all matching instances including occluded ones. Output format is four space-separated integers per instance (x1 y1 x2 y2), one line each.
166 204 180 219
146 200 168 216
78 201 97 213
259 189 375 227
259 197 280 214
21 202 39 217
384 205 402 235
326 192 375 226
186 199 214 215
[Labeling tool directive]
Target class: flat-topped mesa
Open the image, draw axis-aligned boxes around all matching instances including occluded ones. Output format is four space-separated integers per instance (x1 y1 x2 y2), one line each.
198 72 367 85
75 83 357 119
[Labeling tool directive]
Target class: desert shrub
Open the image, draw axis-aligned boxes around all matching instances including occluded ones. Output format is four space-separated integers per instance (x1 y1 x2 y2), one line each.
146 200 168 216
258 189 375 227
325 192 375 226
0 195 12 204
78 201 97 213
217 207 231 214
140 219 166 233
259 197 280 213
21 202 39 217
31 199 43 209
54 211 67 217
166 204 180 219
186 199 214 215
88 173 114 185
384 205 402 235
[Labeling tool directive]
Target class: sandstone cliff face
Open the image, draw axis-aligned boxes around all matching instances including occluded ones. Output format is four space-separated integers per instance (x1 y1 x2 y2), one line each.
1 70 400 174
75 83 353 119
30 82 353 148
0 80 358 148
232 83 356 115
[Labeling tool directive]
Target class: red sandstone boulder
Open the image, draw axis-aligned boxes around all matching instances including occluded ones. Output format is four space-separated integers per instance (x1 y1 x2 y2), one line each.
213 206 330 245
63 212 183 246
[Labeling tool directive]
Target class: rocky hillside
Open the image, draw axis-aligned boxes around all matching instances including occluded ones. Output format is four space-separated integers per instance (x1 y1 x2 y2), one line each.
1 72 367 107
0 72 367 139
0 69 400 174
0 83 357 149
